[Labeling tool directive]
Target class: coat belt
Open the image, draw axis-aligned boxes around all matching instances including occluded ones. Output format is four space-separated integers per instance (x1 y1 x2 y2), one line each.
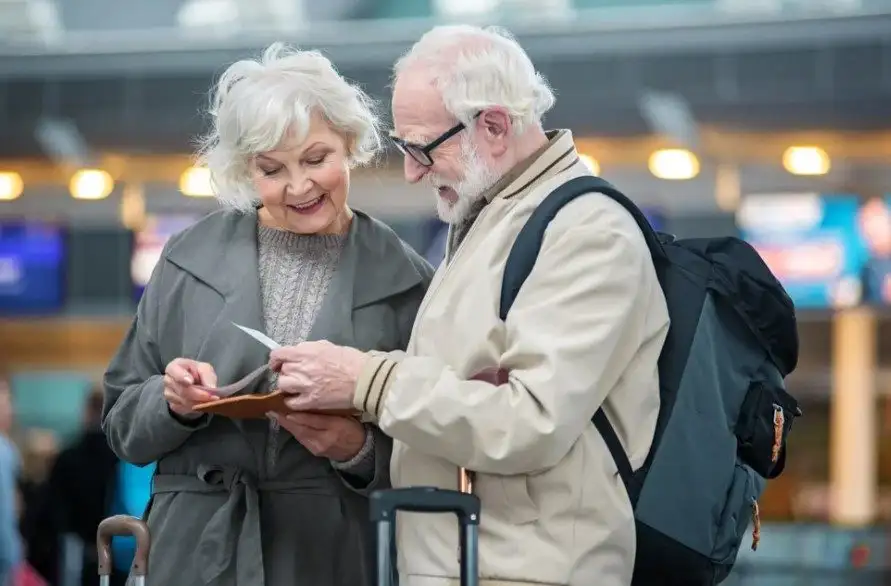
152 465 336 586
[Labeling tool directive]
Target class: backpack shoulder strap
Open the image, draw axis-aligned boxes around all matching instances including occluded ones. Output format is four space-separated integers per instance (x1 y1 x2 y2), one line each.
499 175 664 319
499 175 662 504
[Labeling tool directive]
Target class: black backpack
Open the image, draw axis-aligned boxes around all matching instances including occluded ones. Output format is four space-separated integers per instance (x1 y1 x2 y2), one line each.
500 176 801 585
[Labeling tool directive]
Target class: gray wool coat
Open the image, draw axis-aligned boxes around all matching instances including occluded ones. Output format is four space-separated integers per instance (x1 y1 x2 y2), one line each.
102 208 433 586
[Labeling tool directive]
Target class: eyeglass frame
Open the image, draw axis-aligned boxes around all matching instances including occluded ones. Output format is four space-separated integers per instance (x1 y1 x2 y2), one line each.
389 112 482 168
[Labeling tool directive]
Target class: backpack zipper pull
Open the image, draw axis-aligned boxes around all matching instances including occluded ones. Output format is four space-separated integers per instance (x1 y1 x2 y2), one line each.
771 404 785 464
751 499 761 551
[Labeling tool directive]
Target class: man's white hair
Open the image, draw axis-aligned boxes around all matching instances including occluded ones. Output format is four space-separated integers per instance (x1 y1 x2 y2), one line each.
393 25 555 134
198 42 382 211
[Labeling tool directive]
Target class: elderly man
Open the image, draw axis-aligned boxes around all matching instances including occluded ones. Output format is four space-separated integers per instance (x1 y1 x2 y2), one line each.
271 24 669 586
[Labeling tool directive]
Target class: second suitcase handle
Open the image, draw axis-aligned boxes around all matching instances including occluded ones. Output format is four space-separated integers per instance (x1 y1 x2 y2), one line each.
97 515 151 586
370 487 481 586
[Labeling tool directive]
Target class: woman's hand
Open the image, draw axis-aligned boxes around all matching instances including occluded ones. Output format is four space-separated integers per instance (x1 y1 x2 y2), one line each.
163 358 218 419
269 412 366 462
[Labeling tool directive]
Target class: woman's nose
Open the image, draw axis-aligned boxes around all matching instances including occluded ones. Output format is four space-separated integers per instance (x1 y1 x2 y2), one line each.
286 175 314 198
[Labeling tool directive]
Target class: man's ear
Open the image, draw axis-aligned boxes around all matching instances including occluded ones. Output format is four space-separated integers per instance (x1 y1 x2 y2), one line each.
477 108 512 156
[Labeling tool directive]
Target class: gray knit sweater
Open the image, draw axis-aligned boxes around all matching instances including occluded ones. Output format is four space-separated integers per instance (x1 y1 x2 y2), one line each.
257 224 375 480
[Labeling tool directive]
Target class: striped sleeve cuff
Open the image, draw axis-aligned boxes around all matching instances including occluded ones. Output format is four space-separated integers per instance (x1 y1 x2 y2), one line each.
353 354 400 419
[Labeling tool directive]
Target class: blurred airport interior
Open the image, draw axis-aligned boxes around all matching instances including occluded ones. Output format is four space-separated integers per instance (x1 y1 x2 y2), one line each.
2 0 891 583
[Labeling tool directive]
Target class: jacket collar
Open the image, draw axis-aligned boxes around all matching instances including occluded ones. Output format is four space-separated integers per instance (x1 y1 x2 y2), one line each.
445 130 581 259
163 208 425 311
484 129 580 203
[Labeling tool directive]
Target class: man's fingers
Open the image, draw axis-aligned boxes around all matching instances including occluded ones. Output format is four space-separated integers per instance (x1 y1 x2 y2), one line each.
269 346 304 371
194 362 218 389
277 372 314 395
270 342 324 370
283 395 316 411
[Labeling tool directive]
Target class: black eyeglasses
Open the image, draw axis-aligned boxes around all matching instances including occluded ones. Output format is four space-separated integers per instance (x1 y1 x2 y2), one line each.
389 112 481 168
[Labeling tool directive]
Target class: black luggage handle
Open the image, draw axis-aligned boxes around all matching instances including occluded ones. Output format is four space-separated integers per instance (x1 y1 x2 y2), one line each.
370 486 481 523
371 487 481 586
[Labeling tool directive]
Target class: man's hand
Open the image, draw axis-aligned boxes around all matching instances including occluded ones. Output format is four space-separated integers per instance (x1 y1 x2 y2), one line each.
268 412 366 461
269 341 369 412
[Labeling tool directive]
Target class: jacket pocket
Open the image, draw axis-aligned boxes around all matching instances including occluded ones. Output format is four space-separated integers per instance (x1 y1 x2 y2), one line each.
712 463 759 564
497 475 539 525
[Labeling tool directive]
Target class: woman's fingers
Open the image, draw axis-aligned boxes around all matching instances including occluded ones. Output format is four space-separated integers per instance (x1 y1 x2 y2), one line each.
179 385 217 405
164 358 218 412
165 359 195 386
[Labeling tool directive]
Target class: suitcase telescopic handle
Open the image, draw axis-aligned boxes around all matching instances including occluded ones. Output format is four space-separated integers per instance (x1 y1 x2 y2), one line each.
371 487 480 586
370 486 481 524
97 515 151 586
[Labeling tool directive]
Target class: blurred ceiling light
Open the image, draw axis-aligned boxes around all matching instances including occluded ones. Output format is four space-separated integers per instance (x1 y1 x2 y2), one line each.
179 166 215 198
578 154 601 176
70 169 114 200
433 0 500 17
176 0 239 29
782 146 831 176
648 148 700 180
0 172 24 201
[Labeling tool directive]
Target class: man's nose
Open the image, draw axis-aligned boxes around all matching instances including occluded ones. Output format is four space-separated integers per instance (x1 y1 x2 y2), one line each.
404 155 428 184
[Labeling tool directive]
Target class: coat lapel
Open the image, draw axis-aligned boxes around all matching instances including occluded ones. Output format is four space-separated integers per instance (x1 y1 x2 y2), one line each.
164 211 269 433
305 226 357 346
305 210 426 345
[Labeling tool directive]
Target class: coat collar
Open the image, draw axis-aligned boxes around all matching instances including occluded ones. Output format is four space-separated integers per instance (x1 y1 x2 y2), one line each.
445 130 582 260
484 129 580 203
164 208 424 307
163 208 426 352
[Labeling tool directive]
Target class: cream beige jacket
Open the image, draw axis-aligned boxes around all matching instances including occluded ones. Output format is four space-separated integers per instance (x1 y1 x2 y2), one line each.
354 130 670 586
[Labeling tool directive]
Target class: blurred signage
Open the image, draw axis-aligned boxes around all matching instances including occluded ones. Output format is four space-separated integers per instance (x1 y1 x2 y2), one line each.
131 215 198 298
859 196 891 306
737 194 868 309
0 221 66 315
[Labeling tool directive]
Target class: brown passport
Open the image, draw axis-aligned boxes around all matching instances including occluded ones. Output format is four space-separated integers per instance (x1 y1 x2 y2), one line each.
194 392 358 419
195 366 507 420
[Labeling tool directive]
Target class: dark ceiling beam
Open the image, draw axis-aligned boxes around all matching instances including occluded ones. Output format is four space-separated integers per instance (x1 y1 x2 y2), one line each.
1 14 890 158
1 8 890 78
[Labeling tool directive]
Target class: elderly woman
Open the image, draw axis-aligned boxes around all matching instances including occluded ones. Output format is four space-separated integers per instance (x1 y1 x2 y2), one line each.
102 43 433 586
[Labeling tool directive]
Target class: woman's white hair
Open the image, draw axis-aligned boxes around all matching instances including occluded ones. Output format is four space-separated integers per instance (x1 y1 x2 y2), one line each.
393 25 555 134
198 42 382 211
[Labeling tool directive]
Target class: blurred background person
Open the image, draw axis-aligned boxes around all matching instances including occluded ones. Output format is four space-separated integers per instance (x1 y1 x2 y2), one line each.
0 377 22 586
858 197 891 304
20 389 124 586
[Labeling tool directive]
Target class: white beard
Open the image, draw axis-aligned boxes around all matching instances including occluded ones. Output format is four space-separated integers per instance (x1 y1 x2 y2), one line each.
430 136 500 225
